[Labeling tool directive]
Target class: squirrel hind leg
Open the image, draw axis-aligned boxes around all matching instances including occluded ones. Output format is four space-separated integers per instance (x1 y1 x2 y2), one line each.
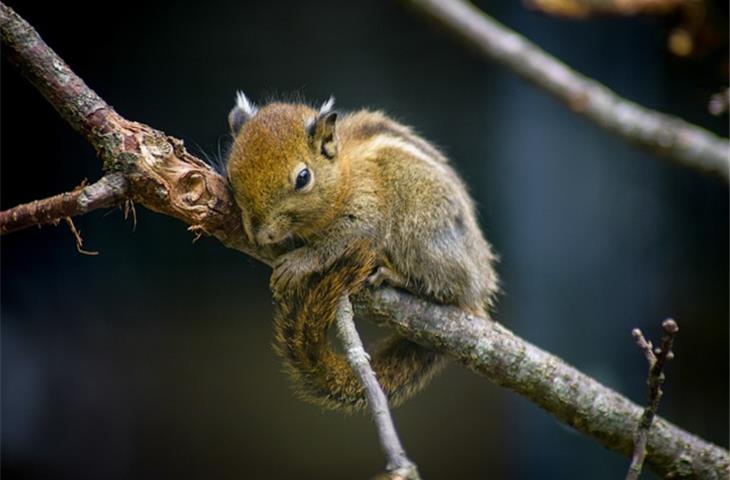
369 265 492 320
373 337 448 408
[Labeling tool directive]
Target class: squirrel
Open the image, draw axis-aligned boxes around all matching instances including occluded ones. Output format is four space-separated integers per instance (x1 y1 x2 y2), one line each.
222 93 499 412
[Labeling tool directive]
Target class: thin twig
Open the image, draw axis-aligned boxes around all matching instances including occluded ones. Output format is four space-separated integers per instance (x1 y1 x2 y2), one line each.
0 174 128 234
403 0 730 180
625 319 679 480
335 295 420 480
123 199 138 231
2 4 727 478
64 217 99 256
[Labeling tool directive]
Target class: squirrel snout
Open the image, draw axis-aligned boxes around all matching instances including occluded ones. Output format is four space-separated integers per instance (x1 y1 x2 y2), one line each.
244 212 278 246
254 222 288 246
256 229 277 246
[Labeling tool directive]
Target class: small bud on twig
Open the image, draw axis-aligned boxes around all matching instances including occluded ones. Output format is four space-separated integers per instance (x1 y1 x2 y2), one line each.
625 318 680 480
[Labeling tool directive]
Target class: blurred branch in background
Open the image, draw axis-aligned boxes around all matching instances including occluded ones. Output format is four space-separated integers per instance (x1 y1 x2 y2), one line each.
525 0 724 59
524 0 686 18
1 2 728 479
709 88 730 116
403 0 730 181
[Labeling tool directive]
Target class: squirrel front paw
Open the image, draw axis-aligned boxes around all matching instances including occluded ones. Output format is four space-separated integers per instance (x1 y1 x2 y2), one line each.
270 250 319 297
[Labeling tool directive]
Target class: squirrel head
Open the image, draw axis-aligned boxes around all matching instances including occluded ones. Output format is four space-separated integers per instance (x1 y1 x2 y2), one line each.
225 93 346 246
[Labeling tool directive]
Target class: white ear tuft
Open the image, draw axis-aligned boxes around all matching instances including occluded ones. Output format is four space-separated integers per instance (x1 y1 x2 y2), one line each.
229 91 258 134
235 91 258 117
319 96 335 115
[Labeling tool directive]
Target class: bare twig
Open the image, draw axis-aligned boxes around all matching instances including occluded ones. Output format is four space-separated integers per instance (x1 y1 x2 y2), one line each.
625 319 679 480
2 4 728 479
63 217 99 256
123 199 138 231
403 0 730 180
0 174 128 234
335 295 420 480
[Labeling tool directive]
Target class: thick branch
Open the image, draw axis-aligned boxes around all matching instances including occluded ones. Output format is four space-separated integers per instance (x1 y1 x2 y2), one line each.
336 295 419 480
2 4 728 479
403 0 730 181
354 288 728 480
0 174 128 234
0 5 108 142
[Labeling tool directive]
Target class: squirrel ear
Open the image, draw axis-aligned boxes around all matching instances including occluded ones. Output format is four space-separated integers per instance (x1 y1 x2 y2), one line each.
310 108 338 160
228 91 258 134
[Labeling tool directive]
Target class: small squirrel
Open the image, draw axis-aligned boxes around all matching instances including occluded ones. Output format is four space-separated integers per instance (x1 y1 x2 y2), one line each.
223 93 499 411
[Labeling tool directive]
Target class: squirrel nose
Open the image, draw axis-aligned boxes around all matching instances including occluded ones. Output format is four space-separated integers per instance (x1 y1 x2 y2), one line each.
255 226 277 246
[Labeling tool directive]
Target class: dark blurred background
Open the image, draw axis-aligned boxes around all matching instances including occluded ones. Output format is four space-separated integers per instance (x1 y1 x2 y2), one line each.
1 1 727 479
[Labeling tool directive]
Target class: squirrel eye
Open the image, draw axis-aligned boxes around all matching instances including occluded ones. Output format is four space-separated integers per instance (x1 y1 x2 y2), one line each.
295 168 311 191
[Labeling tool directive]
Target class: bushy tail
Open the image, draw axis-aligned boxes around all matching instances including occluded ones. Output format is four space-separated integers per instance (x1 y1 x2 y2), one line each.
272 241 445 412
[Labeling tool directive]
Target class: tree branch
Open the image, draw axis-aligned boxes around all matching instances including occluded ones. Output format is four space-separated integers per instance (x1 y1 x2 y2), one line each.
354 289 728 479
336 295 420 480
0 174 128 234
402 0 730 181
0 2 267 261
2 3 727 479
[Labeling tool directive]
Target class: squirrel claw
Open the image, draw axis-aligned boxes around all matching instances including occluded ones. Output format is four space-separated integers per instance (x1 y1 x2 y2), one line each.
367 268 385 287
271 263 296 296
367 266 408 290
270 250 317 297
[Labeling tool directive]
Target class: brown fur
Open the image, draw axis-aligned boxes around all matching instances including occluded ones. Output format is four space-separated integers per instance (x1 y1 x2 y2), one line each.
226 99 499 411
272 240 445 411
